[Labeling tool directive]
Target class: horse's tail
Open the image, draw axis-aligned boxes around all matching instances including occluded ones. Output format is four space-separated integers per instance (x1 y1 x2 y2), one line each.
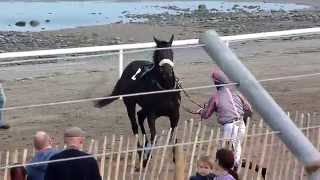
95 80 122 108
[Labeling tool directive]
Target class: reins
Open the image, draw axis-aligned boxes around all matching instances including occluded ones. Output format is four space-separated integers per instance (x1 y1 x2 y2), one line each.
176 78 204 108
175 78 204 114
180 105 200 115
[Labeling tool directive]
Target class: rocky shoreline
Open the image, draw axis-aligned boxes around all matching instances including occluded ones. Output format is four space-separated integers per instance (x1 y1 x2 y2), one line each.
1 6 320 53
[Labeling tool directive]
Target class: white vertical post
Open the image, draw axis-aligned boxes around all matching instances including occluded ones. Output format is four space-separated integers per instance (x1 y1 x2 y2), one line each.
225 40 229 47
200 30 320 180
119 49 124 78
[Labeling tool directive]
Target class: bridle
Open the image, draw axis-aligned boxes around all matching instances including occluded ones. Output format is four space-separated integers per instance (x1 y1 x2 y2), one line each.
157 59 204 115
154 58 176 90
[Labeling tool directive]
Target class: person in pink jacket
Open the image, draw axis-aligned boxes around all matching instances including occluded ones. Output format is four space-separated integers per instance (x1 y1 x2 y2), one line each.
197 68 252 168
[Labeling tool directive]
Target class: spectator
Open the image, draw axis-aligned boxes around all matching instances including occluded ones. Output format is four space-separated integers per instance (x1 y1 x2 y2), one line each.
44 127 101 180
190 155 216 180
214 149 239 180
0 81 9 129
26 131 60 180
197 68 252 168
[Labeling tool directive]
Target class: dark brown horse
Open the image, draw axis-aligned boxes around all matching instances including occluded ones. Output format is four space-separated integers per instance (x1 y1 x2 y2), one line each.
95 35 181 145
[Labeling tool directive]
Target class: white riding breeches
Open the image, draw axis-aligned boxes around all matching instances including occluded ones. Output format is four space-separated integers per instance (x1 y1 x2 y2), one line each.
222 120 246 167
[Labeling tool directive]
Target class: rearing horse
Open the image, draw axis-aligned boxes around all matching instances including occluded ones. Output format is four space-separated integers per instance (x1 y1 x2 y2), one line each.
95 35 181 144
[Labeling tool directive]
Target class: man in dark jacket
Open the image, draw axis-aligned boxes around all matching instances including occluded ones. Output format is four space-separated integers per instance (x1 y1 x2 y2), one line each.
44 127 101 180
26 131 60 180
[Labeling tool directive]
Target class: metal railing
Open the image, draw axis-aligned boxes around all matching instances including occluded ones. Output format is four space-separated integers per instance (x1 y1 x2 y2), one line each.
1 27 320 77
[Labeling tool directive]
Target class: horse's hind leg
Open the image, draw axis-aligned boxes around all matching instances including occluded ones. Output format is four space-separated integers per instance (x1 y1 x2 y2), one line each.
137 109 148 141
124 100 143 170
138 109 152 167
124 100 138 135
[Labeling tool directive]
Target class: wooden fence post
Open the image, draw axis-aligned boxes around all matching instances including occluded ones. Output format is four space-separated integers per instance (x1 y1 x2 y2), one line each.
122 137 130 180
238 118 251 174
175 145 185 180
150 131 165 180
142 135 157 180
242 124 256 179
206 129 214 156
256 129 269 180
187 122 201 178
107 135 116 180
114 136 123 180
157 128 172 179
88 139 95 154
4 151 9 180
138 135 146 180
186 119 194 158
129 135 139 180
100 136 107 179
22 149 28 165
196 126 207 161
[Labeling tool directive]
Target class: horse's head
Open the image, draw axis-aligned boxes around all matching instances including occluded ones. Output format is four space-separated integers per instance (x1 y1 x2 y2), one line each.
153 35 175 89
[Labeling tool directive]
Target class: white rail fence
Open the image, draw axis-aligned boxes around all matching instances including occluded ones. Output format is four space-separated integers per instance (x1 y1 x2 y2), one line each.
1 27 320 78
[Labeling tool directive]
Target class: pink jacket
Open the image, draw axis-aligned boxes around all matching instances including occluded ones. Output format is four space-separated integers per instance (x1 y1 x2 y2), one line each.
201 68 252 125
201 88 252 125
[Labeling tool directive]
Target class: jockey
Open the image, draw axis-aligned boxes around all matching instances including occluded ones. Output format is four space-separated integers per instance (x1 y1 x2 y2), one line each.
197 68 252 168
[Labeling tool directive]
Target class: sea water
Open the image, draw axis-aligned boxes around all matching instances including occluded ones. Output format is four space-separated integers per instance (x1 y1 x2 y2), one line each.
0 0 309 31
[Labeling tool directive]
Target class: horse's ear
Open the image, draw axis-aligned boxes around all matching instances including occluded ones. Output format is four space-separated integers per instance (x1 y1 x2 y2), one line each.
169 34 174 45
153 36 160 46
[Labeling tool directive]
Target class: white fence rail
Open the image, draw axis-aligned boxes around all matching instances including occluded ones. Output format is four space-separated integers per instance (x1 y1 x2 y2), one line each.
1 27 320 77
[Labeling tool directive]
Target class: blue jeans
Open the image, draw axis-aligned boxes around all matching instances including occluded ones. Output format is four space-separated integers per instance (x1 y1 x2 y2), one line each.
0 89 6 126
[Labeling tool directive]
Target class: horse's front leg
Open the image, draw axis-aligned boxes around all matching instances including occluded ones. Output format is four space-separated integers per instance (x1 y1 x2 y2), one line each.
169 112 179 143
147 113 157 144
170 112 179 163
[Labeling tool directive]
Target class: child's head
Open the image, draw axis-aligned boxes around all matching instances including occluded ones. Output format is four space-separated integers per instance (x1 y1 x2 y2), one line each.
215 148 235 170
197 155 214 176
215 148 239 180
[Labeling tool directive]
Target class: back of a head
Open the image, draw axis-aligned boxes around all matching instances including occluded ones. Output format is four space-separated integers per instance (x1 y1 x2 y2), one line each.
64 127 85 149
33 131 50 151
216 149 239 180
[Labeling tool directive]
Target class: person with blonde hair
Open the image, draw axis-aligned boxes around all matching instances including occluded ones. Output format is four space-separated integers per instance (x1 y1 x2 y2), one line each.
190 155 216 180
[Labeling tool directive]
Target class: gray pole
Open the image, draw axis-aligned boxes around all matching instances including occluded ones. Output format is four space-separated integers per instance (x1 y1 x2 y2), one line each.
200 30 320 179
